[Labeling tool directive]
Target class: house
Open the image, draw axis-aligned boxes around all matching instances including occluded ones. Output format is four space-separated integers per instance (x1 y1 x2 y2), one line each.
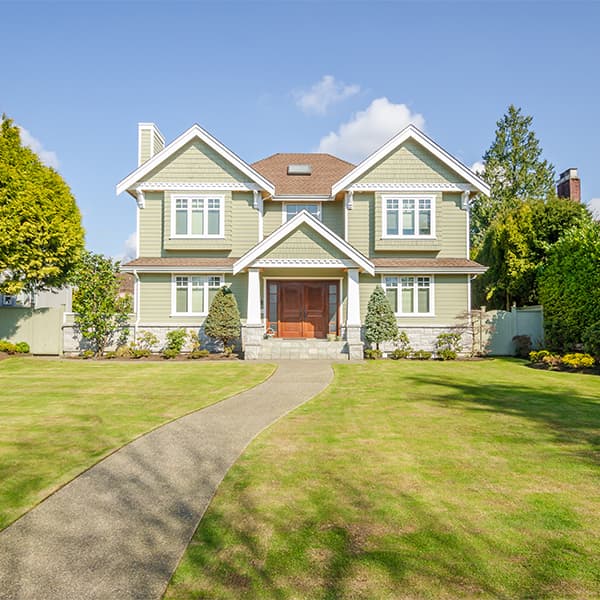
116 122 489 359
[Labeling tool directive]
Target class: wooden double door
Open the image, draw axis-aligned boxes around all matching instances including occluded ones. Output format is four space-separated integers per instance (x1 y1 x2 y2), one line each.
269 280 338 339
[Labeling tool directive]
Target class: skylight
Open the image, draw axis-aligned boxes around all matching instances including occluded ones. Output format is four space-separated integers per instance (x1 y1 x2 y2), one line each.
287 164 312 175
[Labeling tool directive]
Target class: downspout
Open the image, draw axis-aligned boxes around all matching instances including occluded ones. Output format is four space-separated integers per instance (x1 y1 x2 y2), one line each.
133 269 140 344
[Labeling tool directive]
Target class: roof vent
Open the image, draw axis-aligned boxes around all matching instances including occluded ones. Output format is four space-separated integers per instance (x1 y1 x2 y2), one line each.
287 164 312 175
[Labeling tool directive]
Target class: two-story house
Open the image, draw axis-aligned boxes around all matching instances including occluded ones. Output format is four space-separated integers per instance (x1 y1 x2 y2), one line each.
116 122 489 359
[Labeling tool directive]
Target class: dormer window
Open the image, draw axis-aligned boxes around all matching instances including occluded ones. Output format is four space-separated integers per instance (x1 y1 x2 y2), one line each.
172 195 224 238
382 195 435 239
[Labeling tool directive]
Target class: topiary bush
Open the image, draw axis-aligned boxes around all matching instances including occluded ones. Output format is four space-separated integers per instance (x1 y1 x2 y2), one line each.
14 341 30 353
364 286 398 351
204 287 241 351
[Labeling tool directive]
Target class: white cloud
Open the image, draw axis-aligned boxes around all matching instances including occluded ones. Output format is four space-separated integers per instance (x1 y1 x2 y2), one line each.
470 161 485 175
317 97 425 163
18 126 60 169
116 231 137 263
295 75 360 115
588 198 600 219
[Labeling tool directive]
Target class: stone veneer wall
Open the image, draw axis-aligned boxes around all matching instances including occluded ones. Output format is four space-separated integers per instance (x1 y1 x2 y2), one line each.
375 325 472 357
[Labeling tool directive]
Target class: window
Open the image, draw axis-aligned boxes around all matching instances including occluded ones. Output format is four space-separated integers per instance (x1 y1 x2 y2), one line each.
284 203 321 222
173 275 223 315
383 196 434 238
383 276 432 315
173 196 223 237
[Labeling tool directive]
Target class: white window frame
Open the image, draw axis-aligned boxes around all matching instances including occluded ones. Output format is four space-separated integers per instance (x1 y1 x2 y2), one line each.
381 274 435 317
171 194 225 239
281 202 322 224
171 274 224 316
381 194 436 239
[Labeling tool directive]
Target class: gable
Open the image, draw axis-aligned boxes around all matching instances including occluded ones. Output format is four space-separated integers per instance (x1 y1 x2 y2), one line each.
262 224 347 260
355 139 469 185
144 139 249 184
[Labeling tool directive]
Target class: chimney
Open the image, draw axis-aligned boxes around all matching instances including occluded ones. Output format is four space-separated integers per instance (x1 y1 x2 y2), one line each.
137 123 165 166
557 168 581 202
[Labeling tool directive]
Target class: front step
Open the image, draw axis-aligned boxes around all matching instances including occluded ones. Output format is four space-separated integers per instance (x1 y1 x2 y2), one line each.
257 338 348 360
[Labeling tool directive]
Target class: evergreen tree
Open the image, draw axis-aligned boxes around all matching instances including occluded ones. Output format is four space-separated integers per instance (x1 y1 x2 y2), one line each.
364 285 398 350
72 251 132 356
0 116 84 296
471 105 555 250
204 286 241 351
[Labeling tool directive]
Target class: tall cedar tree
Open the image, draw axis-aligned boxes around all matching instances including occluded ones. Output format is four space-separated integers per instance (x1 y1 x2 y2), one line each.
204 286 241 350
72 251 132 356
0 116 84 296
364 285 398 350
471 105 555 251
538 221 600 352
474 197 592 309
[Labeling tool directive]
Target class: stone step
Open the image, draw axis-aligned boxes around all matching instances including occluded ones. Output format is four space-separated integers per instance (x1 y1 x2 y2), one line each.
257 339 348 359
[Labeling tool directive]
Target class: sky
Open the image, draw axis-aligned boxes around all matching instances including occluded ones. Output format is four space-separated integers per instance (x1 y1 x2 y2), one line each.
2 0 600 259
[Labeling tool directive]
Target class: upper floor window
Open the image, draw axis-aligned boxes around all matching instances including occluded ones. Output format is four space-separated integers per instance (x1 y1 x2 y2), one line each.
172 195 224 238
383 276 433 315
173 275 223 315
383 195 434 238
284 203 321 222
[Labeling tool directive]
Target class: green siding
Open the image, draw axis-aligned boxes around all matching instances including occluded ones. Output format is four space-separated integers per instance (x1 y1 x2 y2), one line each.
139 192 163 256
348 193 373 255
359 274 467 325
153 130 164 155
263 201 282 237
145 140 249 183
322 201 344 238
231 192 259 256
262 224 347 260
356 139 468 184
139 129 152 164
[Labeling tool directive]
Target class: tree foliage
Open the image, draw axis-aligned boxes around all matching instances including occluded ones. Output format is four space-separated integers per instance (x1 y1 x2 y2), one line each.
474 197 591 309
538 221 600 352
471 105 555 250
0 116 84 295
72 251 132 356
364 285 398 350
204 286 241 351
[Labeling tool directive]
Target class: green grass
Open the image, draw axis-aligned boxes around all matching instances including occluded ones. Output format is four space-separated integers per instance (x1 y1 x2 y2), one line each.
166 359 600 599
0 357 274 530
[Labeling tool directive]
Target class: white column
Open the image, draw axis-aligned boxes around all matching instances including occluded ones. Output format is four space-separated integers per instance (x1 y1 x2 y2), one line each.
247 268 262 325
346 268 361 326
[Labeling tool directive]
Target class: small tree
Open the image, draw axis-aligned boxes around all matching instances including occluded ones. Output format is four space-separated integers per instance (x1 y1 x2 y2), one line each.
364 285 398 350
204 286 241 352
72 251 132 357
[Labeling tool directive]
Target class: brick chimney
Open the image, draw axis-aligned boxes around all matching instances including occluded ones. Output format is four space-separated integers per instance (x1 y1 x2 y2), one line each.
557 168 581 202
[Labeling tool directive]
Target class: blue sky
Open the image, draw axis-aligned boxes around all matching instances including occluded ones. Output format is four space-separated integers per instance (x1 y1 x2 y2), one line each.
2 0 599 259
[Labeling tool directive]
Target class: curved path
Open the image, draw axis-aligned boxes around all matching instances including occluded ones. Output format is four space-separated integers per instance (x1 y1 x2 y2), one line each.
0 361 334 600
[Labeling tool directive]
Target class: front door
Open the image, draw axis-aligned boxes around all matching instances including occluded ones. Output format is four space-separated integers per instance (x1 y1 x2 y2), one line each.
269 281 338 339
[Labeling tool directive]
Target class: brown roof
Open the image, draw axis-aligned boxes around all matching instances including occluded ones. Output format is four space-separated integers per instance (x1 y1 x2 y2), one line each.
252 153 354 196
372 258 486 272
123 257 237 267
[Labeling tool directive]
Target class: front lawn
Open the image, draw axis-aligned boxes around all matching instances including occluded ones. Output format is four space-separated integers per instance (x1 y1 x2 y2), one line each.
166 359 600 599
0 358 274 530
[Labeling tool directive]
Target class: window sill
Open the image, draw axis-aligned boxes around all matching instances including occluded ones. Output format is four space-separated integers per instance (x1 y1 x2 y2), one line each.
382 235 437 240
395 313 435 318
170 313 208 318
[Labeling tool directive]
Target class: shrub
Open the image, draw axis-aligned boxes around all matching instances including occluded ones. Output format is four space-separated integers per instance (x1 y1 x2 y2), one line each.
364 348 383 360
512 335 532 358
115 345 132 358
189 349 210 359
81 349 94 359
129 347 151 359
104 351 117 359
389 348 411 360
14 341 30 353
541 353 561 369
204 287 241 350
162 328 186 358
412 350 432 360
583 321 600 358
0 340 17 354
188 330 202 352
561 353 595 370
137 330 159 353
435 332 462 360
364 286 398 351
529 349 551 364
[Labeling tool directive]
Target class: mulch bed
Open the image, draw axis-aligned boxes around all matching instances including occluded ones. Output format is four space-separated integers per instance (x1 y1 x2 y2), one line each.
64 353 241 362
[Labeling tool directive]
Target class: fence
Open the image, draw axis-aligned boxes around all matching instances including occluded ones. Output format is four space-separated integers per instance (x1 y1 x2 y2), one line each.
0 306 65 355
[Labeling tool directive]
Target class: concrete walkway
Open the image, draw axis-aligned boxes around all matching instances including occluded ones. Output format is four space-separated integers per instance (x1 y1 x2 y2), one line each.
0 361 333 600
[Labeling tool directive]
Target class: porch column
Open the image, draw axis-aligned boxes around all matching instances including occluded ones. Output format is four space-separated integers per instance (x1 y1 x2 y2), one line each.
243 267 264 359
346 268 364 360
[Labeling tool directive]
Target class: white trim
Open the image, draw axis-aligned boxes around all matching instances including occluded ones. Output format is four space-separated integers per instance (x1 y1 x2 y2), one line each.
347 268 361 326
170 194 225 239
331 124 490 196
464 191 471 259
381 194 436 240
381 274 435 317
137 181 261 192
117 123 275 196
347 182 474 192
135 207 140 259
467 274 472 314
247 268 262 325
375 265 486 275
271 195 334 202
281 201 322 224
253 259 353 268
122 265 232 273
170 273 224 317
233 210 374 276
